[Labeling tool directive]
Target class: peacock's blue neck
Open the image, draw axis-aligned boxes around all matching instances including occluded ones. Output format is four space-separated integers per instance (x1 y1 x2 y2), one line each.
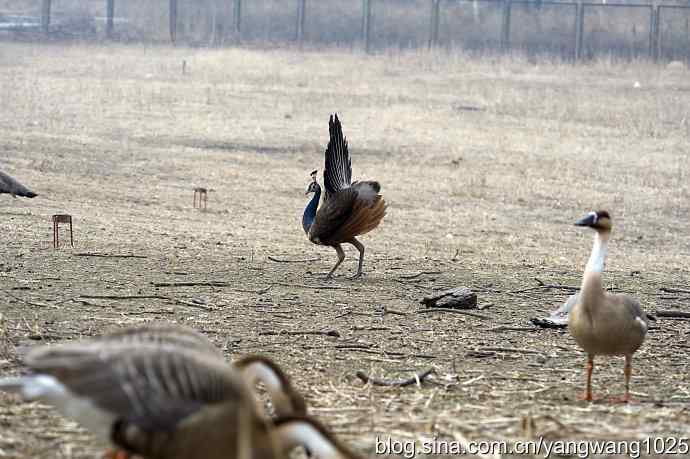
302 187 321 234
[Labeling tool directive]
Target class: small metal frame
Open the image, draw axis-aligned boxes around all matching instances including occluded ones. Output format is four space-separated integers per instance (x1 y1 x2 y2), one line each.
52 214 73 249
193 187 208 209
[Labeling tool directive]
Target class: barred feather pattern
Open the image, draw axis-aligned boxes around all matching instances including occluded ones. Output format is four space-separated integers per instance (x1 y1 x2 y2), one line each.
323 114 352 196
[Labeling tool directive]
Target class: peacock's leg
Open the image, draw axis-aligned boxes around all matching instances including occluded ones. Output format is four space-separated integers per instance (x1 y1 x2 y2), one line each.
348 238 365 279
326 244 345 279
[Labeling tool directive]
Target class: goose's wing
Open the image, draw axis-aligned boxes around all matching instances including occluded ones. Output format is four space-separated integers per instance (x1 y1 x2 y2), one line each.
530 293 579 328
0 170 37 198
618 295 650 331
95 323 224 358
323 114 352 195
24 343 247 431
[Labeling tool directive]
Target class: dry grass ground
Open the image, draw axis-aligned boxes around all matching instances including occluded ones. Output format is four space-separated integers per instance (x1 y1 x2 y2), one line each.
1 42 689 458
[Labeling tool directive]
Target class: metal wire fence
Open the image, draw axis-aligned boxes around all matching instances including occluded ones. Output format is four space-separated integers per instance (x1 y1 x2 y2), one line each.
1 0 689 61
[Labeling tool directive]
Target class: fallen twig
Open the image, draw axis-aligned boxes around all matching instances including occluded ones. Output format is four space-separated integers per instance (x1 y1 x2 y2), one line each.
152 281 230 287
508 284 579 294
268 256 319 263
660 287 690 295
73 252 147 259
356 368 435 387
259 330 340 338
477 346 543 355
416 308 491 320
656 310 690 319
398 271 442 280
488 326 541 332
274 282 351 290
232 286 272 295
80 294 168 300
4 291 58 309
79 294 216 311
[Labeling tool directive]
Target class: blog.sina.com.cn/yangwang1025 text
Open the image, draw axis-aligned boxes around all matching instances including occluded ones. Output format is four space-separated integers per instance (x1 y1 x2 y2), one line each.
374 436 690 458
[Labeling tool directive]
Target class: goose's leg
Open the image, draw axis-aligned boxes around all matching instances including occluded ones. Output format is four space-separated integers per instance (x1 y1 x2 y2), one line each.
325 244 345 279
103 449 133 459
578 354 595 401
348 238 365 279
610 355 633 403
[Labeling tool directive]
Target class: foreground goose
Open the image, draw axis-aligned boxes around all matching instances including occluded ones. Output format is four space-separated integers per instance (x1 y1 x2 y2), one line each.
0 344 356 459
568 210 649 402
303 114 387 279
53 323 306 417
0 170 37 198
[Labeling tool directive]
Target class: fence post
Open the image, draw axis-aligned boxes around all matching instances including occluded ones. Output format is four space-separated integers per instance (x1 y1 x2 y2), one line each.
362 0 372 53
500 0 512 52
574 1 584 60
651 5 661 61
106 0 115 38
296 0 306 43
428 0 441 49
169 0 177 43
41 0 51 35
234 0 242 35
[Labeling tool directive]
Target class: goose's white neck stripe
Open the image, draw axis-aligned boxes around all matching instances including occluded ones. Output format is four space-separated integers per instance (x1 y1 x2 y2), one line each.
585 232 609 273
240 361 291 415
278 422 342 458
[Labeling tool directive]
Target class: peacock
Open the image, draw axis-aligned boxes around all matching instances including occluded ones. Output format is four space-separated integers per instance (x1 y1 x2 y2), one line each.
302 114 386 279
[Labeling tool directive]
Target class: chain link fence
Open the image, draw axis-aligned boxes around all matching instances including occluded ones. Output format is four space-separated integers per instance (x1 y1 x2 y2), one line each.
1 0 689 61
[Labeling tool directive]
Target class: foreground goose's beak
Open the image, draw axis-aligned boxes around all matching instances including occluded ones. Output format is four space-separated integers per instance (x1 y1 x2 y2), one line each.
575 212 597 227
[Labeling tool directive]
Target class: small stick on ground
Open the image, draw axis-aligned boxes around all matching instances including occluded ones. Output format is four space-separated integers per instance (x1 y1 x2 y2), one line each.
259 330 340 338
477 346 543 355
152 281 230 287
73 253 147 259
79 295 216 311
81 295 169 300
656 310 690 319
488 326 541 332
660 287 690 295
508 284 579 294
268 256 319 263
4 291 59 309
356 368 435 387
398 271 442 280
274 282 352 290
416 308 492 320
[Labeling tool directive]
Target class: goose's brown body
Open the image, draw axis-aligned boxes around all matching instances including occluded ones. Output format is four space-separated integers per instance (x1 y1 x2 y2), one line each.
569 273 647 356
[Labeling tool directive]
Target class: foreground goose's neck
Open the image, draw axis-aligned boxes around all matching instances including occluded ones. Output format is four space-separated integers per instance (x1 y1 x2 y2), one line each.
275 419 350 459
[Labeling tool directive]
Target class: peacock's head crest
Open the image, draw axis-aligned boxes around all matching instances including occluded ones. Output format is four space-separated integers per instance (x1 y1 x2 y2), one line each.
305 170 320 195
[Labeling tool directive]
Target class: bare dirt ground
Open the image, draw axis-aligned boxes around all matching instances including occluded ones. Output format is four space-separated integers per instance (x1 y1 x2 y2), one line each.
1 42 689 458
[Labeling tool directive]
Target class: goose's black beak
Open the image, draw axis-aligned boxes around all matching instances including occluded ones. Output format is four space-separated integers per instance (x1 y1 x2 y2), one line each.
575 212 597 227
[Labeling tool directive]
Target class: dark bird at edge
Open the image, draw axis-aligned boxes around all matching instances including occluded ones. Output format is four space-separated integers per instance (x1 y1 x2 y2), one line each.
0 171 37 198
302 114 386 279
